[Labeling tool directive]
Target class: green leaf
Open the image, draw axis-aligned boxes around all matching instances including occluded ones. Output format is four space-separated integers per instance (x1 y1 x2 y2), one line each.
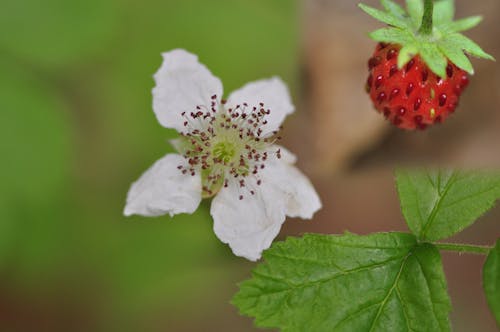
438 41 474 74
396 170 500 241
381 0 406 18
233 232 451 332
406 0 424 29
433 0 454 27
419 42 448 77
369 27 413 44
445 33 495 60
440 16 483 33
359 4 409 29
484 239 500 327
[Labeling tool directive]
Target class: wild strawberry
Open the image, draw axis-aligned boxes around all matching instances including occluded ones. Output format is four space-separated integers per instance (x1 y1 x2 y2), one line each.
366 43 469 130
360 0 494 130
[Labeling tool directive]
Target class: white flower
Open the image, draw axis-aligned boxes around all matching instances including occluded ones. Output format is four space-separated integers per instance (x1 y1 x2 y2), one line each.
124 49 322 261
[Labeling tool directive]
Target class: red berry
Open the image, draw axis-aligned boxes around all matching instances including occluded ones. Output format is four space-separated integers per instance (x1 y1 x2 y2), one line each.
365 44 469 130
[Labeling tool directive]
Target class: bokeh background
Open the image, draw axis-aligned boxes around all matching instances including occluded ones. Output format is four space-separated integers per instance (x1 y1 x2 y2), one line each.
1 0 499 331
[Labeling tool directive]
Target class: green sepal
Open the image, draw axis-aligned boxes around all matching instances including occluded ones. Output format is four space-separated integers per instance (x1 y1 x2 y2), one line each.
433 0 454 26
440 16 483 33
369 27 413 45
358 4 409 29
420 42 448 78
360 0 494 77
381 0 406 17
406 0 423 28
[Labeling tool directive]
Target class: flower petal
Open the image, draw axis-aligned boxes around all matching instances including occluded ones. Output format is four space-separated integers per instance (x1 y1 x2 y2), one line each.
272 163 322 219
226 77 294 136
210 149 321 261
210 178 287 261
152 49 223 132
124 154 202 217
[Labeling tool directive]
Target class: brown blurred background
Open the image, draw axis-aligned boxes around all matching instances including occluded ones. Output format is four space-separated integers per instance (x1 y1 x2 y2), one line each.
0 0 499 331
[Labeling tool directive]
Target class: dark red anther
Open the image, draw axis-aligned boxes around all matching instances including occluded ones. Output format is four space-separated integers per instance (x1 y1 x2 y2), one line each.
435 115 442 123
439 93 447 107
406 83 414 96
211 94 217 100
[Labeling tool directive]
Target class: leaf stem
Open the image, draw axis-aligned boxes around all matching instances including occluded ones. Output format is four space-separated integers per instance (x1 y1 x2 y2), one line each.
418 0 434 35
433 242 493 255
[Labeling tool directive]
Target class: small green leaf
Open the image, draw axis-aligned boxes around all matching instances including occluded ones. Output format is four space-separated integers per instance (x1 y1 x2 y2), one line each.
396 170 500 241
233 232 451 332
433 0 455 27
419 43 448 77
440 16 483 33
397 44 418 68
445 33 495 60
369 27 413 44
359 4 409 29
484 239 500 327
406 0 424 29
381 0 406 18
438 41 474 74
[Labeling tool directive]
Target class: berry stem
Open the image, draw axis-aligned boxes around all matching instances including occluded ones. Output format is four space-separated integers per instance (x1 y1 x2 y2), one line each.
418 0 434 35
433 242 493 255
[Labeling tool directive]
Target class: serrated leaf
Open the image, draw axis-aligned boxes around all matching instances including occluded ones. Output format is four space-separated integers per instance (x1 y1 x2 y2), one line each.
484 239 500 327
445 33 495 60
397 44 418 68
233 232 451 332
396 170 500 241
406 0 423 29
359 4 409 29
433 0 454 27
438 41 474 74
381 0 406 18
369 27 413 44
440 16 483 33
419 42 448 77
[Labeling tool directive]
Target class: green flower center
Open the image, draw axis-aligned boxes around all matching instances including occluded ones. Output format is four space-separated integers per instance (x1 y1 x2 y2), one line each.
174 95 282 199
212 141 237 164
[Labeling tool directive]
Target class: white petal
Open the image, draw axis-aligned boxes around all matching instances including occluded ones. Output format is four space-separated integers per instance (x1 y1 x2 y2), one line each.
265 162 322 219
152 49 223 131
124 154 202 217
210 178 287 261
226 77 294 136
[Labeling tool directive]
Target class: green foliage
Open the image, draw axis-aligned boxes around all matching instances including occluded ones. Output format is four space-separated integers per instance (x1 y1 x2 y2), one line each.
233 233 451 332
359 0 494 77
396 170 500 241
234 170 500 331
484 239 500 327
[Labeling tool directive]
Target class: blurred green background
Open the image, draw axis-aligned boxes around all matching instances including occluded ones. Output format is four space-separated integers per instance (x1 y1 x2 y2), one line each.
0 0 297 330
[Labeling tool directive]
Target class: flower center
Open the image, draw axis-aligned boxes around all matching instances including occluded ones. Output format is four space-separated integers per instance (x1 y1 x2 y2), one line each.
212 141 236 164
175 94 282 199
